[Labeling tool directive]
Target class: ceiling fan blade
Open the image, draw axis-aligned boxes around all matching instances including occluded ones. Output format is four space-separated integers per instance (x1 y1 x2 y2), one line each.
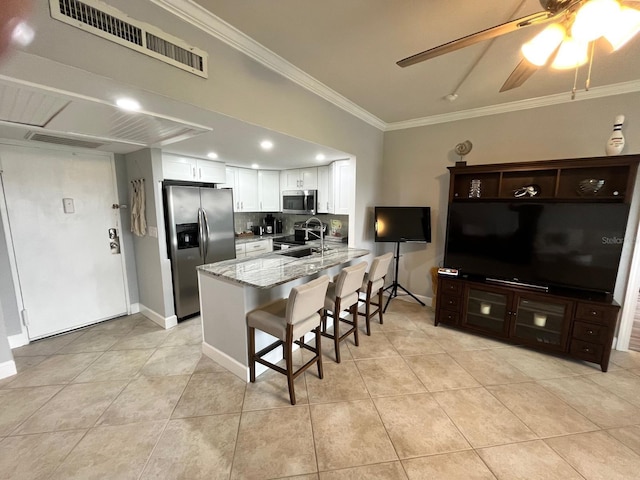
397 10 556 68
499 59 540 92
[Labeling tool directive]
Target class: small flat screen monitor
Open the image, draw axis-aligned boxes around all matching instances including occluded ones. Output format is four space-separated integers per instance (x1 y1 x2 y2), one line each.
375 206 431 243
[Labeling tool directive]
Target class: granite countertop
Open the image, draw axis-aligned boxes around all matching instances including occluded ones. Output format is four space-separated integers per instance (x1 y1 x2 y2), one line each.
198 244 369 289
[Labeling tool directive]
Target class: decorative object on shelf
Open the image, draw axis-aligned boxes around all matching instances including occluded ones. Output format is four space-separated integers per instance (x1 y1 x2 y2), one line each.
513 184 541 197
454 140 473 166
480 302 491 315
330 219 342 236
605 114 625 156
577 178 605 196
469 179 482 198
533 313 547 327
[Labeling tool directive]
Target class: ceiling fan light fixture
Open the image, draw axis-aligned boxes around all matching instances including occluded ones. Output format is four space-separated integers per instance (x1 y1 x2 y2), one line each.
571 0 620 42
604 6 640 50
551 36 589 69
522 23 566 66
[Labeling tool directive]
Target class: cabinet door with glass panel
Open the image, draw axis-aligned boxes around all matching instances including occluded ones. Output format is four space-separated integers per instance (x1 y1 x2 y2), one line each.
462 284 512 337
510 294 572 351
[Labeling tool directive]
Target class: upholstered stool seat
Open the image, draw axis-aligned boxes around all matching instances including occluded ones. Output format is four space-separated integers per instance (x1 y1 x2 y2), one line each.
358 252 394 335
322 261 367 363
247 275 330 405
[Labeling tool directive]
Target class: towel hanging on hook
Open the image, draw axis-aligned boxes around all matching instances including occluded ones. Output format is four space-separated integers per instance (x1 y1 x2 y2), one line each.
130 178 147 237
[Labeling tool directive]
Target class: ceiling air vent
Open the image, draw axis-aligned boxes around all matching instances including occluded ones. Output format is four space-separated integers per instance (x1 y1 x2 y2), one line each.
25 132 106 149
49 0 208 78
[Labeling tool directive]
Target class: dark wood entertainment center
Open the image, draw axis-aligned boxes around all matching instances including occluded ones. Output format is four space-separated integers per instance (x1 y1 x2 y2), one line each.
436 155 640 372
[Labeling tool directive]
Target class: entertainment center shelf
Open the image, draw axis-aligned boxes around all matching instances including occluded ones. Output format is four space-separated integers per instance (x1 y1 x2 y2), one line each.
449 155 638 203
438 155 640 372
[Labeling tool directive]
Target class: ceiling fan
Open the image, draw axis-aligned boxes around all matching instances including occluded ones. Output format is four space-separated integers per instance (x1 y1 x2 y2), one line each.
397 0 640 92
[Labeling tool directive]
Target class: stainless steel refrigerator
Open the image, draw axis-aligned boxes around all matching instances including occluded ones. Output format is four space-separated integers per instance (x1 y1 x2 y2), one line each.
164 184 235 320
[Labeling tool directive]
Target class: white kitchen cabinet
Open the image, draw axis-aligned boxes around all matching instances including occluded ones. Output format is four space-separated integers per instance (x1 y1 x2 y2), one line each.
235 243 246 258
162 154 226 183
280 167 318 190
222 167 259 212
317 165 333 214
245 238 272 257
258 170 280 212
332 160 352 215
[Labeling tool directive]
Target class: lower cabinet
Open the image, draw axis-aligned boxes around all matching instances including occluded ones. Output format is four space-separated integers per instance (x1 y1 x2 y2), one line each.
235 239 272 259
436 276 619 371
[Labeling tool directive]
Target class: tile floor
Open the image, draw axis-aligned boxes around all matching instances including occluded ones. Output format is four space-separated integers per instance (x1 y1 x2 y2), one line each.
2 300 640 479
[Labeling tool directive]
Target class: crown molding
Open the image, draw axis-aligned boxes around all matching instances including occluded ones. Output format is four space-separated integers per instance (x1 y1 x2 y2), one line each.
150 0 387 131
150 0 640 134
386 79 640 131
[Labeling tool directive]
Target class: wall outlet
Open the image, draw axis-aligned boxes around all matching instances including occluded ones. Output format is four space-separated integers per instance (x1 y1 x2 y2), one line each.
148 226 158 238
62 198 75 214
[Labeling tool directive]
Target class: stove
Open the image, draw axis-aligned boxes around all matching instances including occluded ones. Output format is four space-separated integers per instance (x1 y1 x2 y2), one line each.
272 235 306 250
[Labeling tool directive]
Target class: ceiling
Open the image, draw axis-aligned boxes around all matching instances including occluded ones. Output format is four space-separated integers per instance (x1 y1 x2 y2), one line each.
2 0 639 169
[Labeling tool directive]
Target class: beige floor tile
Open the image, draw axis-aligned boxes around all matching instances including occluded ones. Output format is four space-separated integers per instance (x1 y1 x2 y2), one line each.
587 369 640 407
311 399 397 471
385 330 445 356
275 475 319 480
355 357 426 397
546 430 640 480
346 331 399 359
404 353 480 391
607 425 640 455
172 371 246 417
15 380 127 434
108 325 172 350
492 346 579 380
539 376 640 428
319 461 408 479
487 382 598 438
433 387 537 448
402 450 497 480
0 385 62 435
13 355 49 372
305 360 369 404
96 375 189 426
160 322 203 347
429 326 494 352
0 430 86 480
73 349 155 383
374 393 470 458
57 330 124 354
378 311 420 332
5 353 102 388
231 406 317 479
139 344 202 376
49 421 165 480
450 350 531 385
478 440 584 479
243 367 309 410
11 331 85 357
141 414 240 479
88 314 143 334
193 354 230 373
609 349 640 369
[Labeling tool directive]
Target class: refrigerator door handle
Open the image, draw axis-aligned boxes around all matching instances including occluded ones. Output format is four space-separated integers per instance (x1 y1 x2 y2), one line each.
197 207 205 260
202 207 211 262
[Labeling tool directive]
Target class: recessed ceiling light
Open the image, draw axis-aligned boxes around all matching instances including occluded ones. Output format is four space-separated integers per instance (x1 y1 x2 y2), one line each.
260 140 273 150
251 163 259 169
315 154 326 161
116 97 141 111
207 152 219 159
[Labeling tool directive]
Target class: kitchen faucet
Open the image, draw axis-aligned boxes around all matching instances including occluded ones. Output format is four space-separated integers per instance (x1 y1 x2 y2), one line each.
305 216 325 253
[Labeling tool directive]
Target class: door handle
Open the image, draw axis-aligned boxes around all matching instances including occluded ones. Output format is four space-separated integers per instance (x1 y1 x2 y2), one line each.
202 208 210 261
197 208 205 260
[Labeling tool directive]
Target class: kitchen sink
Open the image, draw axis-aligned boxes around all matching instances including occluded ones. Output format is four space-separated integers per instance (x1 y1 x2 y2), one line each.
280 247 314 258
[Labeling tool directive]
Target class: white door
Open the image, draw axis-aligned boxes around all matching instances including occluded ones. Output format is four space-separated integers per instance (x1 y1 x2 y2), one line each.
0 145 128 339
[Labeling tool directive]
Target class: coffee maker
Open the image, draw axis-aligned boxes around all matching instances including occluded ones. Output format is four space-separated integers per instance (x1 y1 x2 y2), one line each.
263 214 283 234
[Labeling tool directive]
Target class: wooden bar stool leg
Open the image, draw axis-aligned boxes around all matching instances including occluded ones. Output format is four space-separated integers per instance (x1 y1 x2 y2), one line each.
334 298 342 363
248 326 256 382
378 288 384 324
365 287 372 335
315 324 323 379
285 326 296 405
352 304 360 347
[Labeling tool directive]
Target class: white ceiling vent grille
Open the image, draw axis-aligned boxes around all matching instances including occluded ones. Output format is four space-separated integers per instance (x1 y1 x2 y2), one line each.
49 0 208 78
25 132 106 149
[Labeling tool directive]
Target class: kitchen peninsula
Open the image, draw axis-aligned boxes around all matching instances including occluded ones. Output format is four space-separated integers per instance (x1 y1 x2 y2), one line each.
197 244 369 381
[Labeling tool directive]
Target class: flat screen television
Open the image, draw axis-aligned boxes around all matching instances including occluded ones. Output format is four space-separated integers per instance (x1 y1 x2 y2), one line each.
444 202 630 295
375 206 431 243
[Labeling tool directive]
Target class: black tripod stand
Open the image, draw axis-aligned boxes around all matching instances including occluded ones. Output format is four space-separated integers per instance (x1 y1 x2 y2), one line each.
383 242 426 312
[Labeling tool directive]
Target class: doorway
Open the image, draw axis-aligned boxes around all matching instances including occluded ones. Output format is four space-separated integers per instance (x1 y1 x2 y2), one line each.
0 144 129 339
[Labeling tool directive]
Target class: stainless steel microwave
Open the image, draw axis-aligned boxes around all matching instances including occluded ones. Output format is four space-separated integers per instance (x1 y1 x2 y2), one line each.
282 190 317 215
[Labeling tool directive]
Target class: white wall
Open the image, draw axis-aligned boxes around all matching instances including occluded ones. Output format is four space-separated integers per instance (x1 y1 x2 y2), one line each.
383 92 640 301
0 214 20 337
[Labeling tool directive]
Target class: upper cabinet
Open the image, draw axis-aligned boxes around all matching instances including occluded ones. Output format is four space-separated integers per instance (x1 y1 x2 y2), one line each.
448 155 639 204
281 167 318 190
317 160 352 215
162 154 226 183
317 165 332 214
258 170 280 212
220 167 259 212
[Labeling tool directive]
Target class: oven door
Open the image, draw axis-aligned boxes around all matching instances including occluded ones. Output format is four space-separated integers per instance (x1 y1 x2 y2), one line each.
282 190 317 214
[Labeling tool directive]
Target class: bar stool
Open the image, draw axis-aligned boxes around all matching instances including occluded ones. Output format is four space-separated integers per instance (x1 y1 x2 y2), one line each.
247 275 330 405
358 252 394 335
322 262 367 363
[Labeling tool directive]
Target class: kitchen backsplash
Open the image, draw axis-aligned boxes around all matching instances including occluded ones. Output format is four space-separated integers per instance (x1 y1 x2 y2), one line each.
234 212 348 238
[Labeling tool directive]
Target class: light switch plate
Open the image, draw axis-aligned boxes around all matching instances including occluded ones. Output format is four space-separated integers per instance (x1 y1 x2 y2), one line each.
148 226 158 238
62 198 75 214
